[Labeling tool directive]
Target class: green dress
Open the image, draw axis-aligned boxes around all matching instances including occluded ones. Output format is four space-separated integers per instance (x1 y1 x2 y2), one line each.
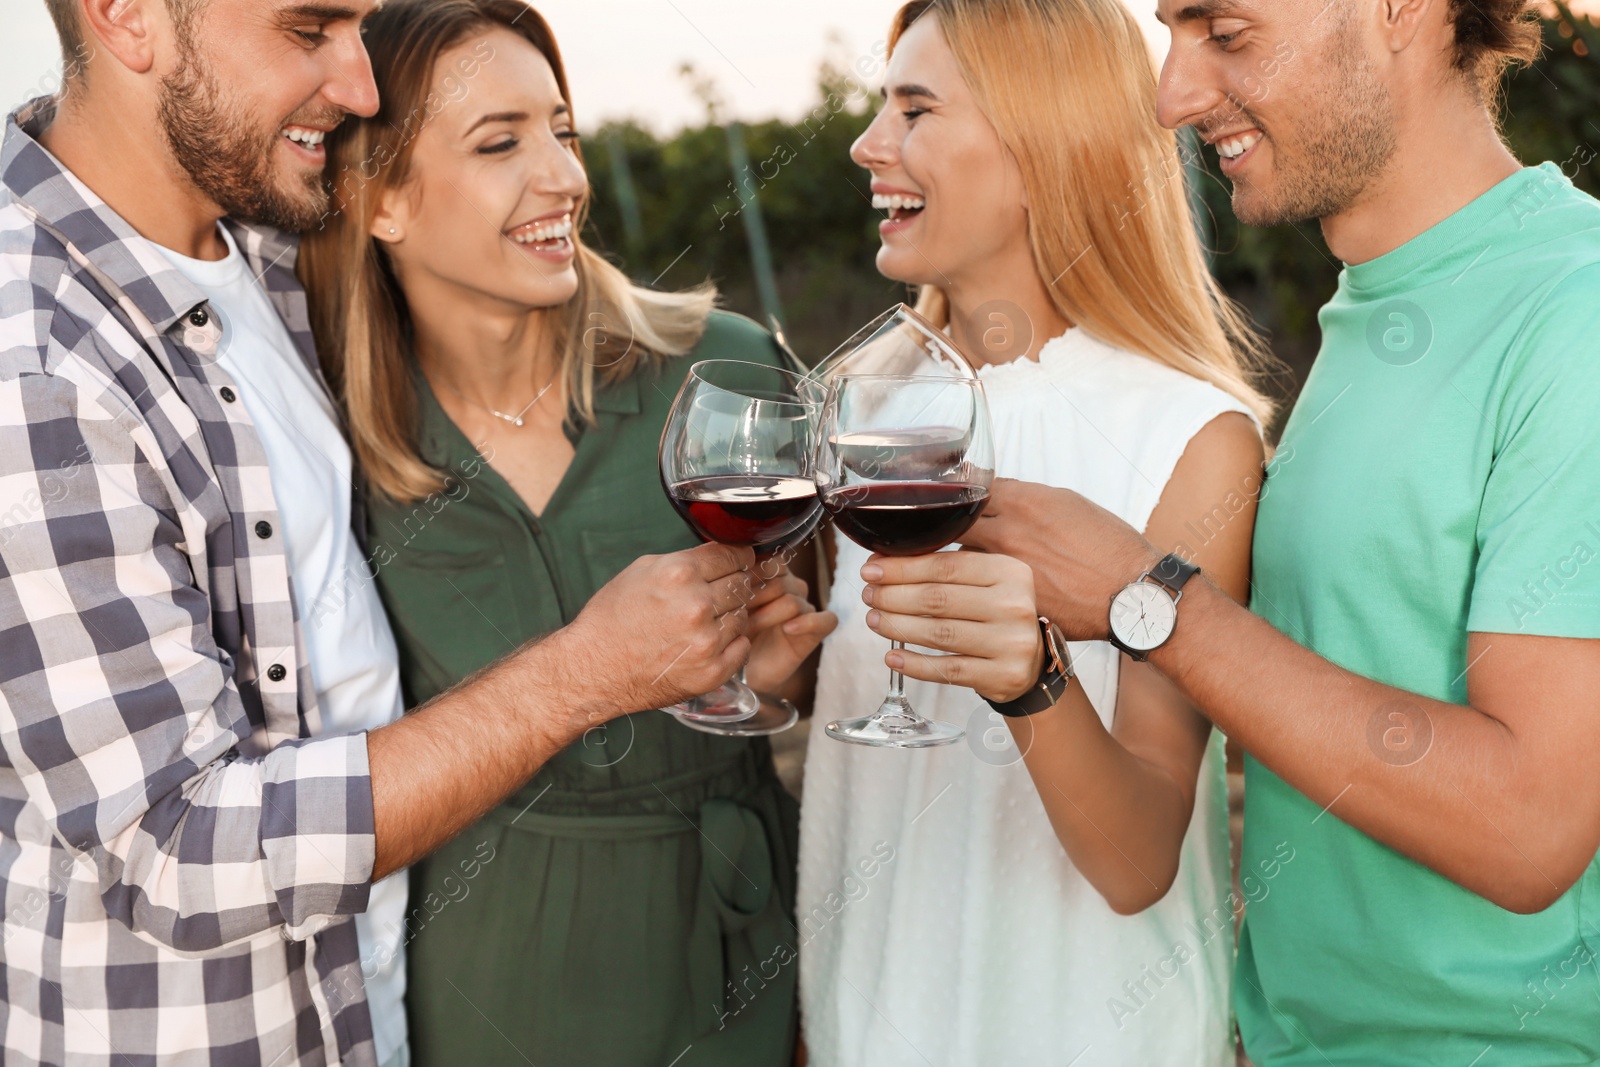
367 312 801 1067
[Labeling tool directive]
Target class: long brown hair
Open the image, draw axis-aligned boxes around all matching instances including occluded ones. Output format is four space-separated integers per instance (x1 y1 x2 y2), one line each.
891 0 1276 426
299 0 714 502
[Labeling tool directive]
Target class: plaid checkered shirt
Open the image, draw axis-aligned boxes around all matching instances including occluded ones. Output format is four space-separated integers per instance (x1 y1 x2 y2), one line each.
0 97 379 1066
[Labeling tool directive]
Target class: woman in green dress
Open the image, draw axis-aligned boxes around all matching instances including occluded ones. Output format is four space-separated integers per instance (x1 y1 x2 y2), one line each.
298 2 836 1063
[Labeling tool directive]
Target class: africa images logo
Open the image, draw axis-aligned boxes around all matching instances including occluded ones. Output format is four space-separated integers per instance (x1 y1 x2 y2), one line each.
1366 300 1433 367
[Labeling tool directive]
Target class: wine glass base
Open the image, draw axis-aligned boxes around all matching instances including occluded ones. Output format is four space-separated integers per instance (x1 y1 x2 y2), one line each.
676 694 799 737
826 699 965 748
666 679 760 724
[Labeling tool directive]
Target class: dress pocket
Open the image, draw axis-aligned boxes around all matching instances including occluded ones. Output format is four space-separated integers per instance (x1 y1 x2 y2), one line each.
375 544 523 690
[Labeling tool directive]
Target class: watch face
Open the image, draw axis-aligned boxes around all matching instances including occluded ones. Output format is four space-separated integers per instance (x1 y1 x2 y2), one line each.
1042 622 1070 674
1110 582 1177 651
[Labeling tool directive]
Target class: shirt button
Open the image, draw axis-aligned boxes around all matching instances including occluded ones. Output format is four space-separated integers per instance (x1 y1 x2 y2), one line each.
188 307 210 327
266 664 287 682
220 387 237 403
255 520 273 539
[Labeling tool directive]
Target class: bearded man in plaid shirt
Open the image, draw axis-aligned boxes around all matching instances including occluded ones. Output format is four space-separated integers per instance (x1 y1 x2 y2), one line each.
0 1 768 1064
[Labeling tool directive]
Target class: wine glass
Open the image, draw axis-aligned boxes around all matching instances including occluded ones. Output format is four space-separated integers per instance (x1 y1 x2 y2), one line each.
816 374 995 747
660 359 826 736
806 303 978 385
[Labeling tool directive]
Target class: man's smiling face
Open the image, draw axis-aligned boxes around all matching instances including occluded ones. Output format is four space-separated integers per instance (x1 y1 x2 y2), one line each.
1153 0 1398 227
157 0 381 230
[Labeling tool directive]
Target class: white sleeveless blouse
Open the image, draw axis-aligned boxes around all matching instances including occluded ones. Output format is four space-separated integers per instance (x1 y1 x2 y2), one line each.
797 328 1251 1067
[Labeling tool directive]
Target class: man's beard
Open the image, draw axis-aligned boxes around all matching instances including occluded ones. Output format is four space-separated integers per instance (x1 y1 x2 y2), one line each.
157 48 333 232
1229 31 1398 227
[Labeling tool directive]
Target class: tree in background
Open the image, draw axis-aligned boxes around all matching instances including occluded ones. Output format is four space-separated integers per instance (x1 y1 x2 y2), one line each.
586 48 892 363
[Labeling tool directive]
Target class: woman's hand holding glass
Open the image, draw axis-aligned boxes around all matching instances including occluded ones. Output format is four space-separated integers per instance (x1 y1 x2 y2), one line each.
743 569 838 694
859 551 1047 704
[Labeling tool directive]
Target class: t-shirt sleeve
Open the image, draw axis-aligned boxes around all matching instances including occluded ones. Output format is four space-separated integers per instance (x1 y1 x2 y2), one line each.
1467 264 1600 638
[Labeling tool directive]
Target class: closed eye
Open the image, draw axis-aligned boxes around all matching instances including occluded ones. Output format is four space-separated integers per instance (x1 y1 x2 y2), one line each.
479 138 517 155
1208 18 1248 48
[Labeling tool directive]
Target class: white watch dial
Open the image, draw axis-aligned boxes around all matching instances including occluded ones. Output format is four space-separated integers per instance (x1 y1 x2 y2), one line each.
1109 582 1177 652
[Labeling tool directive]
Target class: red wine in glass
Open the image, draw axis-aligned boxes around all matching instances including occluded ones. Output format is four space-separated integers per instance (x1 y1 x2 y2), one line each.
822 481 988 557
667 475 820 555
759 506 825 560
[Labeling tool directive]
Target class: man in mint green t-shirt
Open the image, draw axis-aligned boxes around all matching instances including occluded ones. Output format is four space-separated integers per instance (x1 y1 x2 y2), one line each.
1224 162 1600 1060
886 0 1600 1063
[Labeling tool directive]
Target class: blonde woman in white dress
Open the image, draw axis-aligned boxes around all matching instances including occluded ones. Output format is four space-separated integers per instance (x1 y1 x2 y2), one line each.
796 2 1277 1064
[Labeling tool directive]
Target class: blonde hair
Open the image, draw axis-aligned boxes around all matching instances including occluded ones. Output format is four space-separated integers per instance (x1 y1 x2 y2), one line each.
299 0 714 502
891 0 1276 426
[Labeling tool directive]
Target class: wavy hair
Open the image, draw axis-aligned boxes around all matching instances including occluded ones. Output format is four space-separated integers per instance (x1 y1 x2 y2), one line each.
1447 0 1543 97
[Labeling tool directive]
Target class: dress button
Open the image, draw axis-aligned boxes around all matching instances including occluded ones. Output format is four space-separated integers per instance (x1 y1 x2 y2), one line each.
188 307 209 327
266 664 287 682
255 520 273 539
220 387 236 403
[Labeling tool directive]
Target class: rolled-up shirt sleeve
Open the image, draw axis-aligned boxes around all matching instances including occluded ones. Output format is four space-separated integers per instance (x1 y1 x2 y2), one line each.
0 369 375 953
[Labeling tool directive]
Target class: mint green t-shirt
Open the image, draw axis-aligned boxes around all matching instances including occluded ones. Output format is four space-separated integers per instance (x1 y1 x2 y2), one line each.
1239 164 1600 1065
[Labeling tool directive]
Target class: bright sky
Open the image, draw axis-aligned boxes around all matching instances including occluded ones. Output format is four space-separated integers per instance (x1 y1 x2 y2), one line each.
4 2 1593 132
0 0 1169 132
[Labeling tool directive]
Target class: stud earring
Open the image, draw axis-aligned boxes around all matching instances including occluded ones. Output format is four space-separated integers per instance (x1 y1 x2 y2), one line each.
388 227 397 235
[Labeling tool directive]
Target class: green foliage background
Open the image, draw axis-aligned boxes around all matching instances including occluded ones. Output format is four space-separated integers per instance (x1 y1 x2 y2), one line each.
580 6 1599 433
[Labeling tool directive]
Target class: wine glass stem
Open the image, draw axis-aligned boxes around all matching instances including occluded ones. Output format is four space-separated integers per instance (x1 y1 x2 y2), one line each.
887 640 908 703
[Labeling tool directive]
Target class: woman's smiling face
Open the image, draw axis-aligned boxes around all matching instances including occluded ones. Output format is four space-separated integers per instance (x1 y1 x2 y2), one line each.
849 14 1031 292
375 25 589 310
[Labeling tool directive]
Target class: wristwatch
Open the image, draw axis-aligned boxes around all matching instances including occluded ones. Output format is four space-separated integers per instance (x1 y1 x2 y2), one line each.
985 618 1075 718
1107 552 1199 661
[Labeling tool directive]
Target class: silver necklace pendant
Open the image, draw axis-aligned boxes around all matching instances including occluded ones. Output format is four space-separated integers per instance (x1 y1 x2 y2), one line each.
446 375 557 429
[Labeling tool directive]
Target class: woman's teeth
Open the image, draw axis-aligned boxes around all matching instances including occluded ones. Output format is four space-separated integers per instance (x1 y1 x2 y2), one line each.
871 193 926 214
1216 131 1262 160
283 127 325 147
509 215 574 245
